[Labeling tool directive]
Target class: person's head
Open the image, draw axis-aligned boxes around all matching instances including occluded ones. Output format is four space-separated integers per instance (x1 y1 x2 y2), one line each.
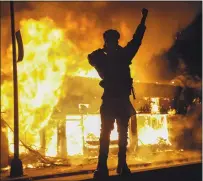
103 29 120 51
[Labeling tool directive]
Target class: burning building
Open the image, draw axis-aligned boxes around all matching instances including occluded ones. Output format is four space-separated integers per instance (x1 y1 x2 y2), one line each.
48 77 176 158
2 76 201 170
0 1 202 173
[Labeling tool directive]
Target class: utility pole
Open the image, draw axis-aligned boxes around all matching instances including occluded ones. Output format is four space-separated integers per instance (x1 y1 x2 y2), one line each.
9 1 23 177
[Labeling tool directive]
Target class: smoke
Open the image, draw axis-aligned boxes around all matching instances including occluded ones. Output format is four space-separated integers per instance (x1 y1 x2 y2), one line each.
1 1 201 81
147 11 202 87
170 102 202 150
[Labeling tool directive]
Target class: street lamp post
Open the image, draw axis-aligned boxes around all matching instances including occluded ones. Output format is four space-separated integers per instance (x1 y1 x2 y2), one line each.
9 1 23 177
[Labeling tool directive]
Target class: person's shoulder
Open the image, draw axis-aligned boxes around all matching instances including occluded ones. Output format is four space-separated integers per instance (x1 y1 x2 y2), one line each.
117 45 125 52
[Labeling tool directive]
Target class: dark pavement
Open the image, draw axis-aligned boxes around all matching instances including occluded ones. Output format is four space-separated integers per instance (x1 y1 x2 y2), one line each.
40 162 202 181
3 162 201 181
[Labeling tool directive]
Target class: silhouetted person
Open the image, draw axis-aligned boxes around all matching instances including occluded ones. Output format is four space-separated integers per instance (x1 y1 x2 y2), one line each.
88 8 148 179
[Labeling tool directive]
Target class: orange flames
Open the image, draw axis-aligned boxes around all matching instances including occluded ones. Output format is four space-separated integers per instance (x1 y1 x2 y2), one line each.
2 18 170 158
137 114 170 145
1 17 97 156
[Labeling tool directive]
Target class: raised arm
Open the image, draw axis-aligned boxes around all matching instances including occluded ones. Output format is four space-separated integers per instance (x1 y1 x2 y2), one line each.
124 8 148 63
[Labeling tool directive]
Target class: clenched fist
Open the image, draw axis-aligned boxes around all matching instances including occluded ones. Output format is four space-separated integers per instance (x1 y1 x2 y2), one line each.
142 8 148 17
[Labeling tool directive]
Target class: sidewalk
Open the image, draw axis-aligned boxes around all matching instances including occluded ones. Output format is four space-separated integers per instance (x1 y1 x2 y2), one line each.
1 163 96 181
38 162 202 181
1 150 201 181
1 158 201 181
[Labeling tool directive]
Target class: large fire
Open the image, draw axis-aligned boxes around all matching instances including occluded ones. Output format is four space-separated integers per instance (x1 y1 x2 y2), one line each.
2 18 170 160
2 17 77 156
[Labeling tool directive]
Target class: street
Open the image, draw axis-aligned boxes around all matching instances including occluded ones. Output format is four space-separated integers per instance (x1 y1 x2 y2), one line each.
36 162 202 181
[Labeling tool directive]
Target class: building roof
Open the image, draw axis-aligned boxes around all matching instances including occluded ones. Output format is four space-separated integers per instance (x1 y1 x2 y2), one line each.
51 77 179 118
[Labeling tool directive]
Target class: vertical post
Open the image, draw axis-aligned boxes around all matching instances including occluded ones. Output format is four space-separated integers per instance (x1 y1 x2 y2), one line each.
61 121 67 158
81 114 86 156
57 121 60 156
129 114 138 152
9 1 23 177
79 104 88 156
40 127 46 155
57 121 67 158
10 0 19 159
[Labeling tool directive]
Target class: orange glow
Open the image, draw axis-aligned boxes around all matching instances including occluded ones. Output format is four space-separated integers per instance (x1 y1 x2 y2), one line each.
2 18 170 158
150 98 160 114
168 109 176 115
66 114 119 156
2 18 99 156
137 114 171 145
64 114 170 156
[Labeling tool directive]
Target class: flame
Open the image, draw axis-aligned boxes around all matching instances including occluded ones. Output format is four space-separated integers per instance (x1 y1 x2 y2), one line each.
2 17 98 155
64 114 170 156
46 128 57 157
138 114 171 145
2 17 171 158
168 109 176 115
137 98 171 145
73 69 100 79
151 97 160 114
66 114 119 156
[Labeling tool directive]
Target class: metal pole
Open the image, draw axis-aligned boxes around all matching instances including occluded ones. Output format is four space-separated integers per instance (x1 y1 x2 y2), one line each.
9 1 23 177
10 0 19 160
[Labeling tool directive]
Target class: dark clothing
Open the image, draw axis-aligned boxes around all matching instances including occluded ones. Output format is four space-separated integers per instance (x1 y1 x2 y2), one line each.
98 113 129 165
101 97 136 119
88 24 146 100
88 23 146 170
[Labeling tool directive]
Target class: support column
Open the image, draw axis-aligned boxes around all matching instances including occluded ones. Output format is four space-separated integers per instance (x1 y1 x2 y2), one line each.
40 127 46 155
57 121 67 158
9 1 23 177
129 114 138 152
